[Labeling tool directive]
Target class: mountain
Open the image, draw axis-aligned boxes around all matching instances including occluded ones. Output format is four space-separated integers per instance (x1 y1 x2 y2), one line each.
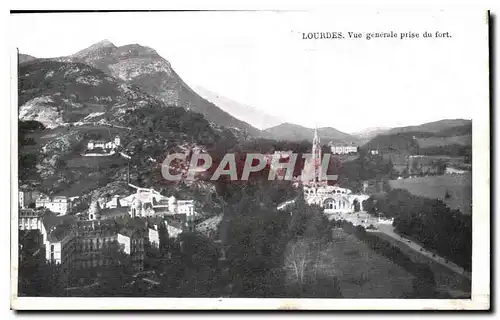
19 53 37 63
54 40 260 136
362 119 472 155
351 127 391 141
193 86 283 130
18 58 237 196
18 59 164 128
263 122 357 144
387 119 471 134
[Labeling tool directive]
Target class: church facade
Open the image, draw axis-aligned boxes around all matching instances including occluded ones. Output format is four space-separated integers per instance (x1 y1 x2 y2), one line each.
302 128 369 213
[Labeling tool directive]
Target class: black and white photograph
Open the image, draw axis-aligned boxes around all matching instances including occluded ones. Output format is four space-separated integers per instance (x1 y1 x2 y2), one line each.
9 9 490 310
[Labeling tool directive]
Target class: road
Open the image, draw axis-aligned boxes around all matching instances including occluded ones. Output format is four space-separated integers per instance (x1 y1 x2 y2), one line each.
374 223 471 280
327 210 471 280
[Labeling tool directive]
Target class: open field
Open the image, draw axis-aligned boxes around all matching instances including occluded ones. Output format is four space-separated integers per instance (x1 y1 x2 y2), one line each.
389 173 472 215
284 230 415 298
386 154 471 174
416 135 471 148
373 231 471 298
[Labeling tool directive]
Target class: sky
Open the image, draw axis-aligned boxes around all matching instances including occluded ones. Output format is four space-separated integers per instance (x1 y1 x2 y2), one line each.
11 11 486 133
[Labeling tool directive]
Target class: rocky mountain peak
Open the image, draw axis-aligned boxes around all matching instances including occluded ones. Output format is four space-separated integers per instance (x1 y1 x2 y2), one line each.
71 39 117 59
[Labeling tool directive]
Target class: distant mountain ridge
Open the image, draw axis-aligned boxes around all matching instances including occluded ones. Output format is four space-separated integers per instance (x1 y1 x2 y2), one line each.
350 127 392 143
19 53 37 63
387 119 471 134
263 122 358 144
193 86 283 130
362 119 472 155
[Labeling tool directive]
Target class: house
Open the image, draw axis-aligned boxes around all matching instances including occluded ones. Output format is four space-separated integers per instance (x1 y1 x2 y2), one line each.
18 208 45 231
35 195 73 215
164 218 185 239
87 135 121 151
117 227 146 272
446 167 467 175
148 226 160 249
116 186 197 218
19 190 39 209
329 143 358 155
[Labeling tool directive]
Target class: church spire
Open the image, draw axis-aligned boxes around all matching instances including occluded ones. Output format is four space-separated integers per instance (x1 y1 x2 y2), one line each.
311 125 322 183
313 125 321 146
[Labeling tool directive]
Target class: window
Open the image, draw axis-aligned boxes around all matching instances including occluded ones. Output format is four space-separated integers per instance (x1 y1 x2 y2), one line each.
51 245 54 252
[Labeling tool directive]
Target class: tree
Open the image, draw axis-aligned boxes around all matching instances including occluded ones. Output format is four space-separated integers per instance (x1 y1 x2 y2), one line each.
445 190 451 199
285 238 310 290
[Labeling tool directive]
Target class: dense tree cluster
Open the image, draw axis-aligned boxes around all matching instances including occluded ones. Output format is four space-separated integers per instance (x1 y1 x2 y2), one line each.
18 120 45 181
337 153 397 192
419 144 472 163
362 124 471 160
120 106 231 149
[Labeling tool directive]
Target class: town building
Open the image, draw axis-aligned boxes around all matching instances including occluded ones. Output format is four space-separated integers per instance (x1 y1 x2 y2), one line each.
73 219 120 270
102 186 196 219
117 227 146 272
148 226 160 249
165 219 185 239
18 208 44 231
445 167 467 175
302 128 370 213
18 190 39 209
39 214 160 273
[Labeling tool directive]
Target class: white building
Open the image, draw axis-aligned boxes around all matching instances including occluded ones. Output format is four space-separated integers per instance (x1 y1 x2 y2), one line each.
36 195 72 215
165 220 184 239
304 184 369 213
19 190 39 209
148 227 160 248
446 167 467 175
100 186 196 219
330 144 358 155
87 135 121 151
18 208 44 231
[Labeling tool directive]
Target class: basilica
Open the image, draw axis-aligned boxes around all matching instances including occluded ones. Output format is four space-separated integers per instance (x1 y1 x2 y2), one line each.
302 128 369 213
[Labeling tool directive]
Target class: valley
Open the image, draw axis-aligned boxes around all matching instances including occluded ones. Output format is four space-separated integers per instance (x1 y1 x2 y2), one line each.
16 40 473 300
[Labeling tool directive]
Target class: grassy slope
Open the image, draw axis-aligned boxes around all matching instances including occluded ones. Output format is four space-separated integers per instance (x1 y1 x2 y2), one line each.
285 229 415 298
416 135 472 148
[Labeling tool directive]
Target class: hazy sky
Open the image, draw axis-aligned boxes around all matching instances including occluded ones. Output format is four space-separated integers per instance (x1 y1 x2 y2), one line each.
12 11 485 132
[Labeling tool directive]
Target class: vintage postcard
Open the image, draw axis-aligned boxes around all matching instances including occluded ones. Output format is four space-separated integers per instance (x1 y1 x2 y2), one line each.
10 9 490 310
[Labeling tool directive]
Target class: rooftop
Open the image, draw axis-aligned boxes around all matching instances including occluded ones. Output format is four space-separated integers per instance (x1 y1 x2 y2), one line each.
47 224 73 242
164 217 185 230
100 207 129 219
42 213 76 231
